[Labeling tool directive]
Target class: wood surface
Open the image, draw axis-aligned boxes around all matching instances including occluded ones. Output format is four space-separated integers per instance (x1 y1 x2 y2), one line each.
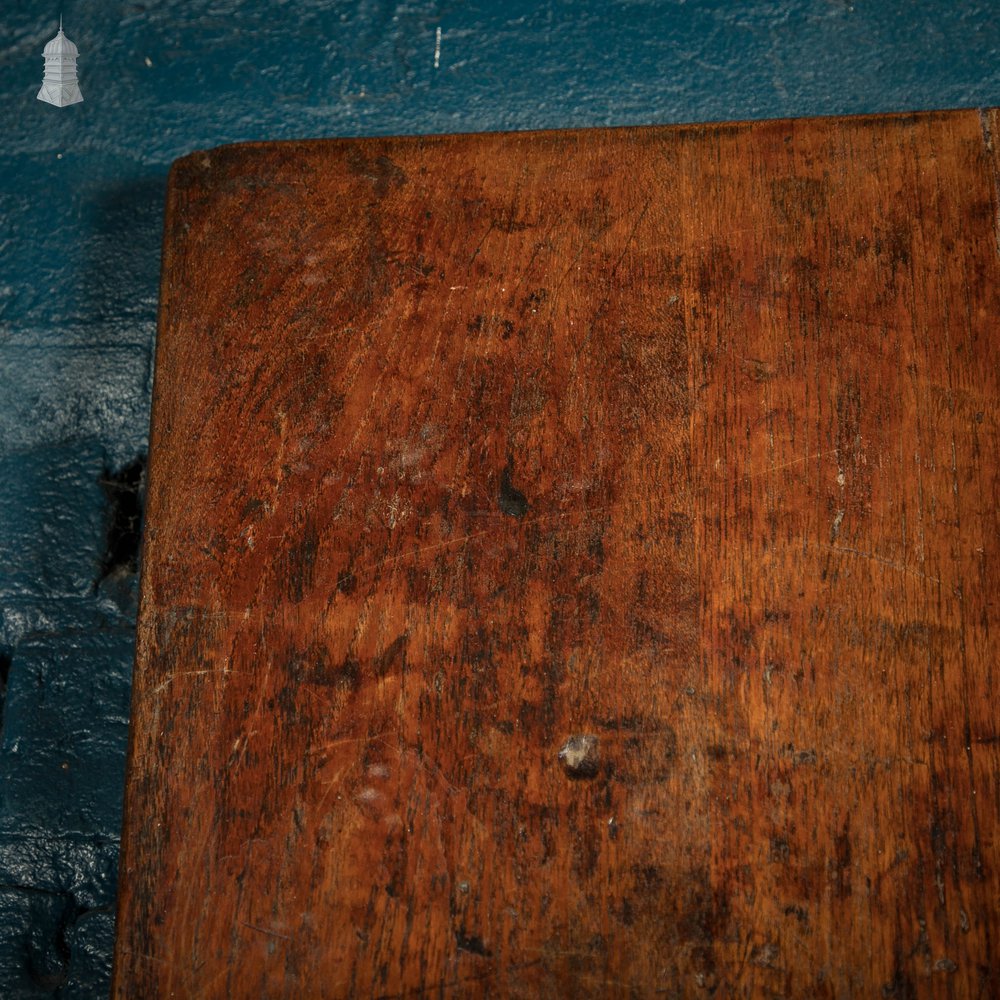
113 109 1000 998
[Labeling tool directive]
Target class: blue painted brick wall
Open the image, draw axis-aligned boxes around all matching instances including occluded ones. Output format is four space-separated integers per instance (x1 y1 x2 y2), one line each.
1 2 998 995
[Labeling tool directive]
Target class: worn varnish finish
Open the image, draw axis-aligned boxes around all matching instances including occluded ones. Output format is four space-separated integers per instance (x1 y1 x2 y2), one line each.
113 110 1000 998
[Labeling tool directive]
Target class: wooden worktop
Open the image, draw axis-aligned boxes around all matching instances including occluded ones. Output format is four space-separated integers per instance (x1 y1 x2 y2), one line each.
113 109 1000 998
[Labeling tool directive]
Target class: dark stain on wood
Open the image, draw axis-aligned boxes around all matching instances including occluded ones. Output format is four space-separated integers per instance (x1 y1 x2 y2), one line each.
498 457 529 519
114 110 1000 998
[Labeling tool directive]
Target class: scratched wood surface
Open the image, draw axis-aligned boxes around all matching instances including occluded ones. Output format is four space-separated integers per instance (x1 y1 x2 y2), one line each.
113 110 1000 998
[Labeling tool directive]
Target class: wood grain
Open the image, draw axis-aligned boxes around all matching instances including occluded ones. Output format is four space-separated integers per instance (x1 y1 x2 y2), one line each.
113 110 1000 998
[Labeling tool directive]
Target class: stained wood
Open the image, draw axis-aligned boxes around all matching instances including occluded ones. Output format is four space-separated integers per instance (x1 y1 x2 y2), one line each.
113 110 1000 998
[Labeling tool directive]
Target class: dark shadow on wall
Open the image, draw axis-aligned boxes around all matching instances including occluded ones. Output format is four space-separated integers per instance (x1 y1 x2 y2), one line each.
77 173 166 608
79 175 167 357
0 174 166 999
96 455 147 608
83 177 164 618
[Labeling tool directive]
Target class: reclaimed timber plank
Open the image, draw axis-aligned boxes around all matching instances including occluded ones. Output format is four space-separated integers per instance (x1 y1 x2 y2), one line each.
114 110 1000 998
